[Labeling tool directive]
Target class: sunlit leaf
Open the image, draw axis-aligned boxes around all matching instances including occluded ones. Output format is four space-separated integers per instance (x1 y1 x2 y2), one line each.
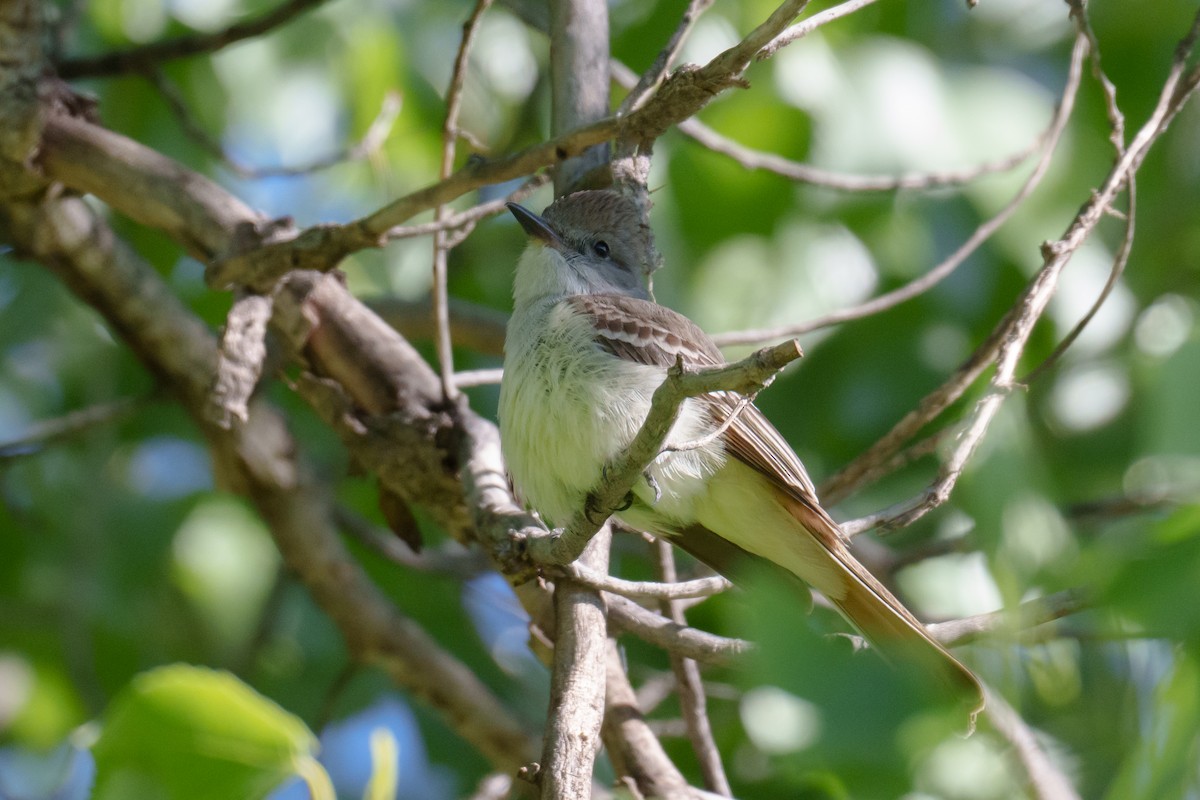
92 665 321 800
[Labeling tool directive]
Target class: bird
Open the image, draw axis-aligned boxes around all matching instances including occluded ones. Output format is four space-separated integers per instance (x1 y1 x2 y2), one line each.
498 188 984 723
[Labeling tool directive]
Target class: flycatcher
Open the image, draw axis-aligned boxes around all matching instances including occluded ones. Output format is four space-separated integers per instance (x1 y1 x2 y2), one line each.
499 189 983 720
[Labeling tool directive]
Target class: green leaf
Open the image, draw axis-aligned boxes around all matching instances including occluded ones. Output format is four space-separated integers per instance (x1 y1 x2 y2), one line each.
92 665 322 800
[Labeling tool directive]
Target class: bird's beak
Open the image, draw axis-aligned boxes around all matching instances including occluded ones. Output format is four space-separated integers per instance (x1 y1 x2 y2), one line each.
507 202 565 249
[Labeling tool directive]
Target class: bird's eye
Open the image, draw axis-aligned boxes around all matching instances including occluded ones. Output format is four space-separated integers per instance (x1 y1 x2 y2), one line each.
592 240 610 258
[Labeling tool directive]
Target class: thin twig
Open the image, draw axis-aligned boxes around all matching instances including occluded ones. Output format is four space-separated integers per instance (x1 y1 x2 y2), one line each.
566 564 732 601
0 396 145 460
616 0 716 116
757 0 882 60
1021 1 1135 384
666 390 758 453
678 114 1048 193
454 368 505 388
1068 0 1126 151
612 58 1048 195
382 174 548 243
606 594 752 667
712 31 1083 347
928 590 1087 647
1022 180 1136 384
58 0 330 78
655 541 731 797
150 66 402 180
433 0 493 401
985 685 1083 800
836 432 948 528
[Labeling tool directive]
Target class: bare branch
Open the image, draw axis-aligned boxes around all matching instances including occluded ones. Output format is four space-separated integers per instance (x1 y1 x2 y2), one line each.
208 0 827 290
758 0 882 60
566 564 732 601
928 590 1087 647
600 640 695 799
433 0 494 401
454 368 505 388
677 114 1048 193
39 113 263 261
655 541 731 797
616 0 715 117
57 0 331 78
712 31 1084 347
382 174 548 244
522 339 803 567
1022 180 1136 384
541 529 611 800
666 390 757 453
815 33 1089 504
2 192 538 772
606 594 751 667
0 396 145 460
1068 0 1126 152
1021 1 1137 384
147 67 402 180
985 686 1083 800
551 0 612 193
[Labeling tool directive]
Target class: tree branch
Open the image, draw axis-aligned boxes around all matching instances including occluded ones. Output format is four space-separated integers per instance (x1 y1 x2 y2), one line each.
606 594 751 667
928 590 1087 647
565 565 732 601
600 640 695 799
0 395 145 460
757 0 881 60
57 0 331 78
655 541 731 796
985 686 1082 800
432 0 494 400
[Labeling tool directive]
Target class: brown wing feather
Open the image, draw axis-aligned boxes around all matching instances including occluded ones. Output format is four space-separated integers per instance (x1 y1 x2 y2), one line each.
568 294 724 367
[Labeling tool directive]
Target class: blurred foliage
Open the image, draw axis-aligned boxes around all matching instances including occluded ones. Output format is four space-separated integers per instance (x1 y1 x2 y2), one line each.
91 665 327 800
2 0 1200 797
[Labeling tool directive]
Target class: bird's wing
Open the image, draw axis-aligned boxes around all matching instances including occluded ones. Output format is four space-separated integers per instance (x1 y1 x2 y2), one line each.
568 293 820 505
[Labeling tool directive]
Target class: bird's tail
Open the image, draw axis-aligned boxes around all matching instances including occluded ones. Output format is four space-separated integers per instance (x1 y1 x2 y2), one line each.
778 493 985 730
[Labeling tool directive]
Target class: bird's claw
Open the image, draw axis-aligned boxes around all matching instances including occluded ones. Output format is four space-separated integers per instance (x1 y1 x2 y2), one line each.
644 471 662 503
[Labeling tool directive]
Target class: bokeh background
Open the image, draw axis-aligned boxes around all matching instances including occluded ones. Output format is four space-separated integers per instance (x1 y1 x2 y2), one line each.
2 0 1199 797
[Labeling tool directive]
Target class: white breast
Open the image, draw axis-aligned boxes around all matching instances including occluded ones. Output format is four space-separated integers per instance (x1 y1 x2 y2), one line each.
499 298 724 527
